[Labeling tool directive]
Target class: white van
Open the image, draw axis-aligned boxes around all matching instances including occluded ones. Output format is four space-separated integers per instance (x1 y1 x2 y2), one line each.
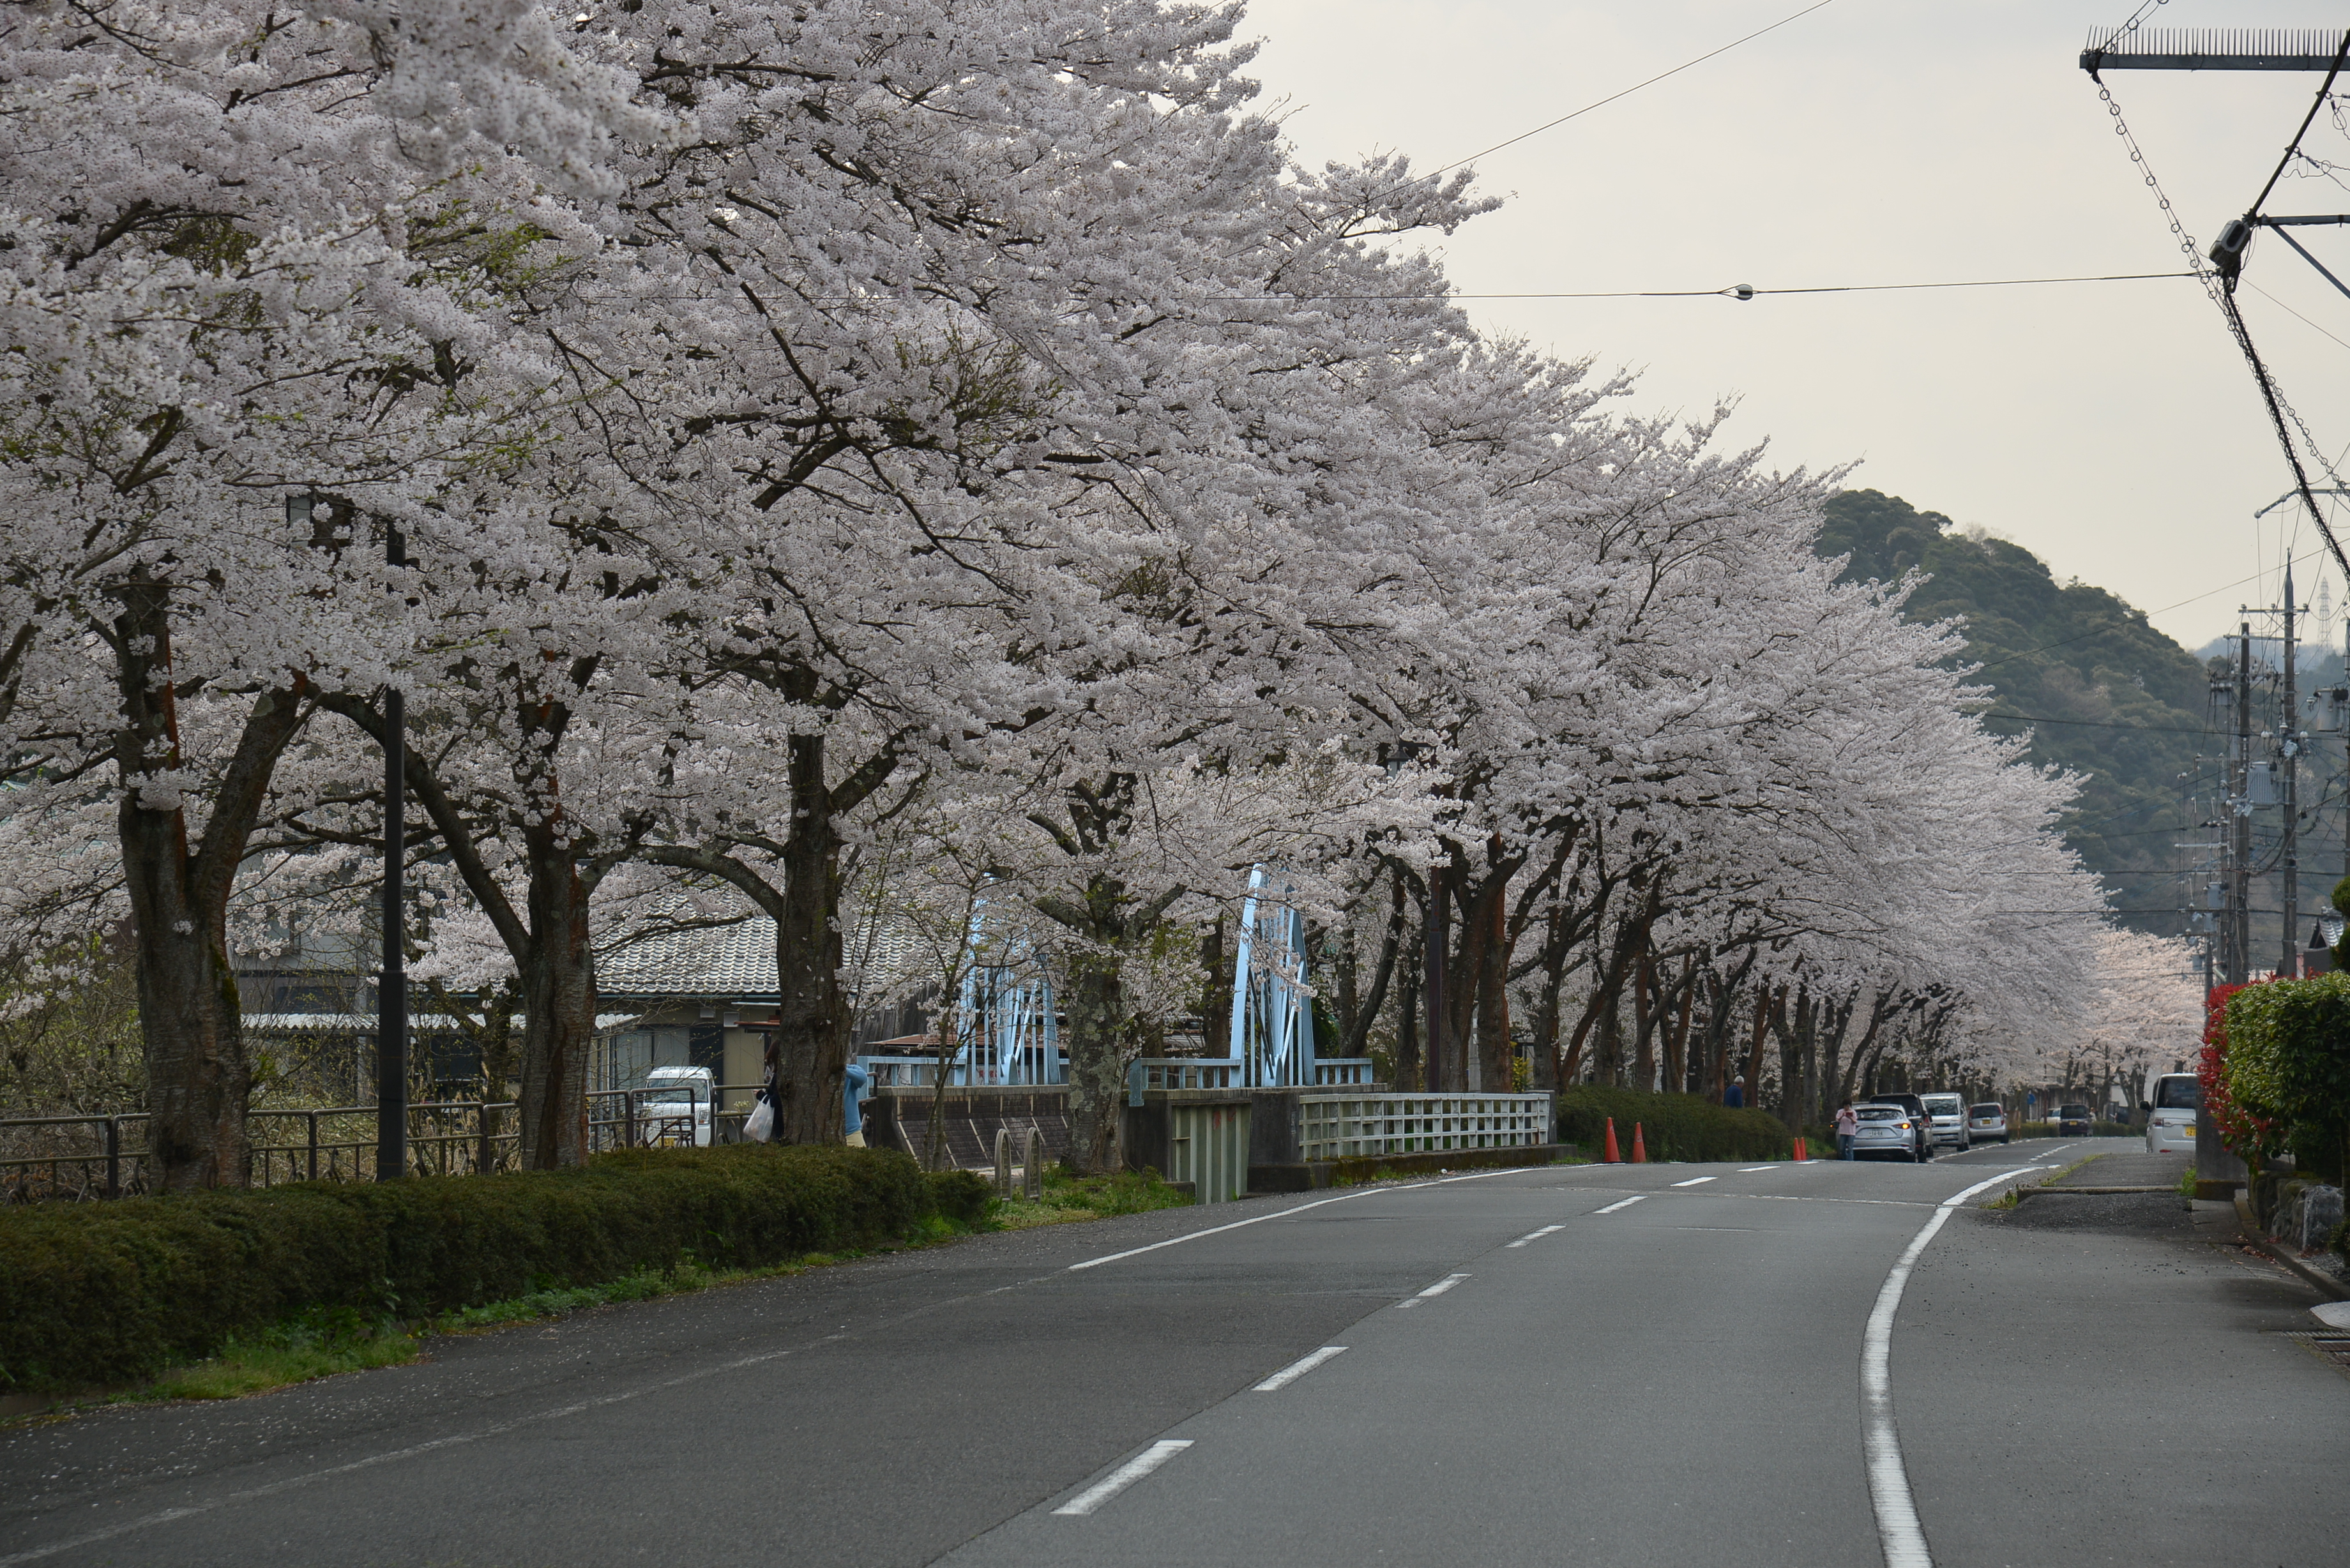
1919 1092 1969 1153
2146 1073 2197 1155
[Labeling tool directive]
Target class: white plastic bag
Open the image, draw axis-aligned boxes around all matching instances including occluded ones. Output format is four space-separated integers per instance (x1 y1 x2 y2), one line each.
743 1095 774 1143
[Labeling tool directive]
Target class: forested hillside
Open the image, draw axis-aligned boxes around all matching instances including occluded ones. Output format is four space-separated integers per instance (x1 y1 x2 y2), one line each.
1816 490 2202 932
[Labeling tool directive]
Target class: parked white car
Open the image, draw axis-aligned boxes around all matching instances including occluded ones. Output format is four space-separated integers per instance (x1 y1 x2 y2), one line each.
1967 1102 2009 1144
637 1066 714 1147
2146 1073 2197 1156
1918 1092 1970 1153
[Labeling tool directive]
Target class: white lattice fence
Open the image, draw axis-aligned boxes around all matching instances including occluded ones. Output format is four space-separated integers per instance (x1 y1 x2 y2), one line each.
1296 1093 1552 1161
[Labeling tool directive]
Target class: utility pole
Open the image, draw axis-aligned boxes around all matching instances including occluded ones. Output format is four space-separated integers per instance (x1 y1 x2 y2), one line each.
2230 622 2254 984
2282 566 2300 976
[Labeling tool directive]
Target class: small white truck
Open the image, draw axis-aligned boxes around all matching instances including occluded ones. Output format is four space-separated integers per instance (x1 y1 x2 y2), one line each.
635 1065 713 1147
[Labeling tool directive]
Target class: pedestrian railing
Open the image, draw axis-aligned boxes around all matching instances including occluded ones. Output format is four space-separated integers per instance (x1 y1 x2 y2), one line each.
1294 1092 1552 1161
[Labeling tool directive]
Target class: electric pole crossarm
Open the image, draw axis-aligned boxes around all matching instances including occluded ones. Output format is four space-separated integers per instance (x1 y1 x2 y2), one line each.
2081 28 2350 73
2256 223 2350 305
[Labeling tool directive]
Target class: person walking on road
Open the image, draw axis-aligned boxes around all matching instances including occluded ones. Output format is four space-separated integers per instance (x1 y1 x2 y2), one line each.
1834 1100 1858 1160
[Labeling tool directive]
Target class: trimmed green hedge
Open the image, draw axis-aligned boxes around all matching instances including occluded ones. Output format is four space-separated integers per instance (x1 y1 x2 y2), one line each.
1556 1087 1793 1163
0 1144 958 1393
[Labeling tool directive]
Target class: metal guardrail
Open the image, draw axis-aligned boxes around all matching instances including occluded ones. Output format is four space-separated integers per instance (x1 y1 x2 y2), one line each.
4 1072 923 1200
0 1101 523 1202
1295 1092 1552 1161
1131 1059 1244 1095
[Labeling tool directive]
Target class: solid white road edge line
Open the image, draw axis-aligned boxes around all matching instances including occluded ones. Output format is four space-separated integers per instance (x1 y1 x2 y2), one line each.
1738 1165 1780 1172
1066 1167 1521 1270
1052 1440 1194 1516
1861 1166 2039 1568
1254 1346 1347 1391
1593 1195 1647 1214
1505 1224 1567 1248
1671 1176 1716 1187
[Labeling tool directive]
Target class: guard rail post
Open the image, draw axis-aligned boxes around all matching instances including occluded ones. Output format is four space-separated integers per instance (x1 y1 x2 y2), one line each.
1023 1126 1044 1199
994 1127 1013 1198
104 1116 121 1200
307 1110 321 1182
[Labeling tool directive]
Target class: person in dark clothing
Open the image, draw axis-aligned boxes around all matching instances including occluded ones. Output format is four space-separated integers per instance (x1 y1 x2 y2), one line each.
1724 1076 1745 1110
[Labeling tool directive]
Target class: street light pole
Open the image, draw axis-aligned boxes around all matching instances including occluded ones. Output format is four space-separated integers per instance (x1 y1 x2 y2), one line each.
377 523 408 1181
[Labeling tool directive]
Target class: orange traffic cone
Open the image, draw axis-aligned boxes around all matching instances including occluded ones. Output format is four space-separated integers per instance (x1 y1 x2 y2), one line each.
1793 1137 1808 1162
1602 1117 1621 1163
1631 1123 1648 1163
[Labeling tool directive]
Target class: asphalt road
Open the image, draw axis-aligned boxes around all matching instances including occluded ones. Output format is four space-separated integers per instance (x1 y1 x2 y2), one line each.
3 1139 2344 1567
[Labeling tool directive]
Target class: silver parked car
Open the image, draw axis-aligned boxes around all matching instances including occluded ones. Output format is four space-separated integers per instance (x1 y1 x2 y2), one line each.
1851 1102 1928 1161
1967 1101 2010 1144
1919 1092 1970 1153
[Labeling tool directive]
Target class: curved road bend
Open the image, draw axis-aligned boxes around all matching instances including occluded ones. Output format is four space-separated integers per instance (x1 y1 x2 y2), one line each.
2 1142 2343 1566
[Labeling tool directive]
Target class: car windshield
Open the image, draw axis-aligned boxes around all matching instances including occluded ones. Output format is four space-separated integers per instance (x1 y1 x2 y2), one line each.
1858 1106 1900 1121
642 1088 697 1104
2153 1077 2198 1110
1922 1097 1960 1115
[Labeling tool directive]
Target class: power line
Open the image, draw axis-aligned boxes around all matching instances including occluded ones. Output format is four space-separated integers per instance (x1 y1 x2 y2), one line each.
1391 0 1842 197
1206 272 2194 304
1971 544 2337 674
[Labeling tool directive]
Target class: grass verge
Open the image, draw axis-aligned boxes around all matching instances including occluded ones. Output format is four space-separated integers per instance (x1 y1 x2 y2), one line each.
8 1212 982 1423
989 1166 1192 1230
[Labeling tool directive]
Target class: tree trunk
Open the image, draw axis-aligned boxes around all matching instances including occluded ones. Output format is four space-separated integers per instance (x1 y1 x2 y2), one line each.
1422 876 1450 1090
1661 958 1695 1095
109 575 310 1189
1741 986 1775 1107
1631 949 1657 1093
1200 917 1231 1060
1395 933 1423 1092
518 820 596 1169
772 732 848 1145
1063 942 1126 1173
120 812 252 1191
1474 886 1513 1092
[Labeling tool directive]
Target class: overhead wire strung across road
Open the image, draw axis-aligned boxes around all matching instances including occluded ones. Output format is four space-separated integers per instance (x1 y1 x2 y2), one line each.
1204 272 2194 303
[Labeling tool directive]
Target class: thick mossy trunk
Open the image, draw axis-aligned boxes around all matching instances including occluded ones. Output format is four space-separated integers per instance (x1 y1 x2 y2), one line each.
1063 946 1128 1175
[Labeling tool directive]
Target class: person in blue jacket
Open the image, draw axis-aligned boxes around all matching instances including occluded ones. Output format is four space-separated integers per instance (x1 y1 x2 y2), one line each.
843 1060 871 1147
1723 1076 1745 1110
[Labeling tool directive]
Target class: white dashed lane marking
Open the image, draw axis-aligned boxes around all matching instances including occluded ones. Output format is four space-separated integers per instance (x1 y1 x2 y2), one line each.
1053 1440 1194 1516
1253 1346 1347 1392
1395 1272 1471 1308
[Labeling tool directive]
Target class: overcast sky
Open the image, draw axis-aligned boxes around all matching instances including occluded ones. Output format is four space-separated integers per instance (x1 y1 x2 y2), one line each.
1243 0 2350 654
